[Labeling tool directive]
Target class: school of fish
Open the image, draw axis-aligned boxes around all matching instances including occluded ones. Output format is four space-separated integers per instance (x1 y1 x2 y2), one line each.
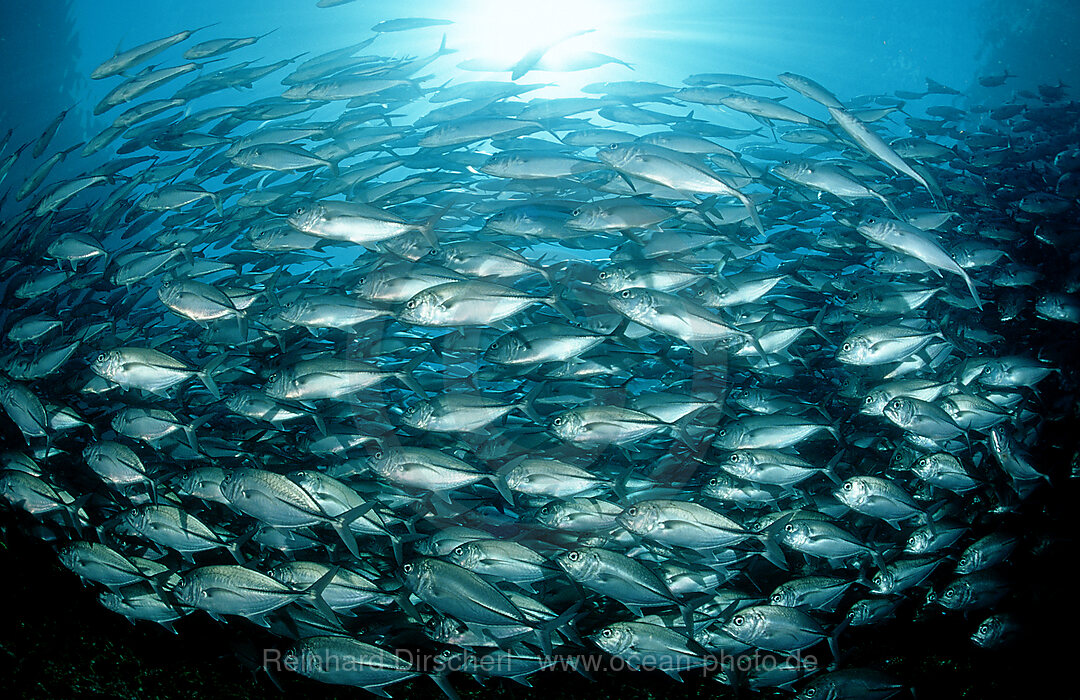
0 8 1076 699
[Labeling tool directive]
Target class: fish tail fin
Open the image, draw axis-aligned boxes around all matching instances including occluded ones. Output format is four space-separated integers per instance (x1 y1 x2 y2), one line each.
690 195 722 229
537 599 582 658
428 671 461 700
516 382 544 422
62 492 93 537
198 355 227 399
809 305 832 343
741 330 769 360
959 268 983 310
397 355 428 398
822 450 845 485
435 33 455 56
757 512 795 570
310 411 327 436
303 565 342 623
668 412 701 449
234 310 248 341
325 490 375 553
758 532 789 571
733 190 765 236
389 535 405 566
876 190 903 219
543 283 577 323
226 527 256 564
196 370 220 399
613 463 638 503
868 547 888 574
419 201 454 248
486 473 515 504
677 597 710 637
826 628 842 668
184 414 211 453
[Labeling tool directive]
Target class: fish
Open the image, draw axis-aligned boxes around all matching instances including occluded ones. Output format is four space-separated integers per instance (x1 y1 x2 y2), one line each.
91 25 215 79
597 142 764 233
0 11 1073 700
856 216 982 307
371 18 453 33
828 106 941 204
283 636 421 692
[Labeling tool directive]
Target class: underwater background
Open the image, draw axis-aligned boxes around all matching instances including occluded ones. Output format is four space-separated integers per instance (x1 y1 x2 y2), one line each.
1 1 1078 697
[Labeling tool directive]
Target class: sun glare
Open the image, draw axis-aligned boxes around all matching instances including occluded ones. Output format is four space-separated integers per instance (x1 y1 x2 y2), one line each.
459 0 612 68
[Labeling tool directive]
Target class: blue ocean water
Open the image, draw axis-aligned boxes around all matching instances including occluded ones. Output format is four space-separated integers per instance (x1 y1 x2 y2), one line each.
2 0 1077 167
0 2 1077 698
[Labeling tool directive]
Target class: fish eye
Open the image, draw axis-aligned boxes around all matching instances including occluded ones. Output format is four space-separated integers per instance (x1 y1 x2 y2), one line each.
406 300 416 309
806 690 817 698
268 372 278 382
572 208 581 216
864 396 874 404
771 593 781 602
843 482 853 490
607 143 618 149
729 453 739 462
161 279 171 288
850 292 858 299
867 217 876 224
598 272 608 279
784 523 795 532
842 343 851 351
918 458 928 467
295 207 304 215
373 451 383 460
553 417 563 426
453 546 463 557
708 478 718 486
540 506 550 515
620 290 630 298
627 507 638 516
732 615 744 626
718 429 727 437
945 589 955 598
402 563 412 573
569 551 580 561
602 628 612 637
95 353 106 363
890 399 902 408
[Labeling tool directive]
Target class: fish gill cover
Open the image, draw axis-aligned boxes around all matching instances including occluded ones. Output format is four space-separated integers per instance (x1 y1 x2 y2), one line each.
0 0 1077 698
